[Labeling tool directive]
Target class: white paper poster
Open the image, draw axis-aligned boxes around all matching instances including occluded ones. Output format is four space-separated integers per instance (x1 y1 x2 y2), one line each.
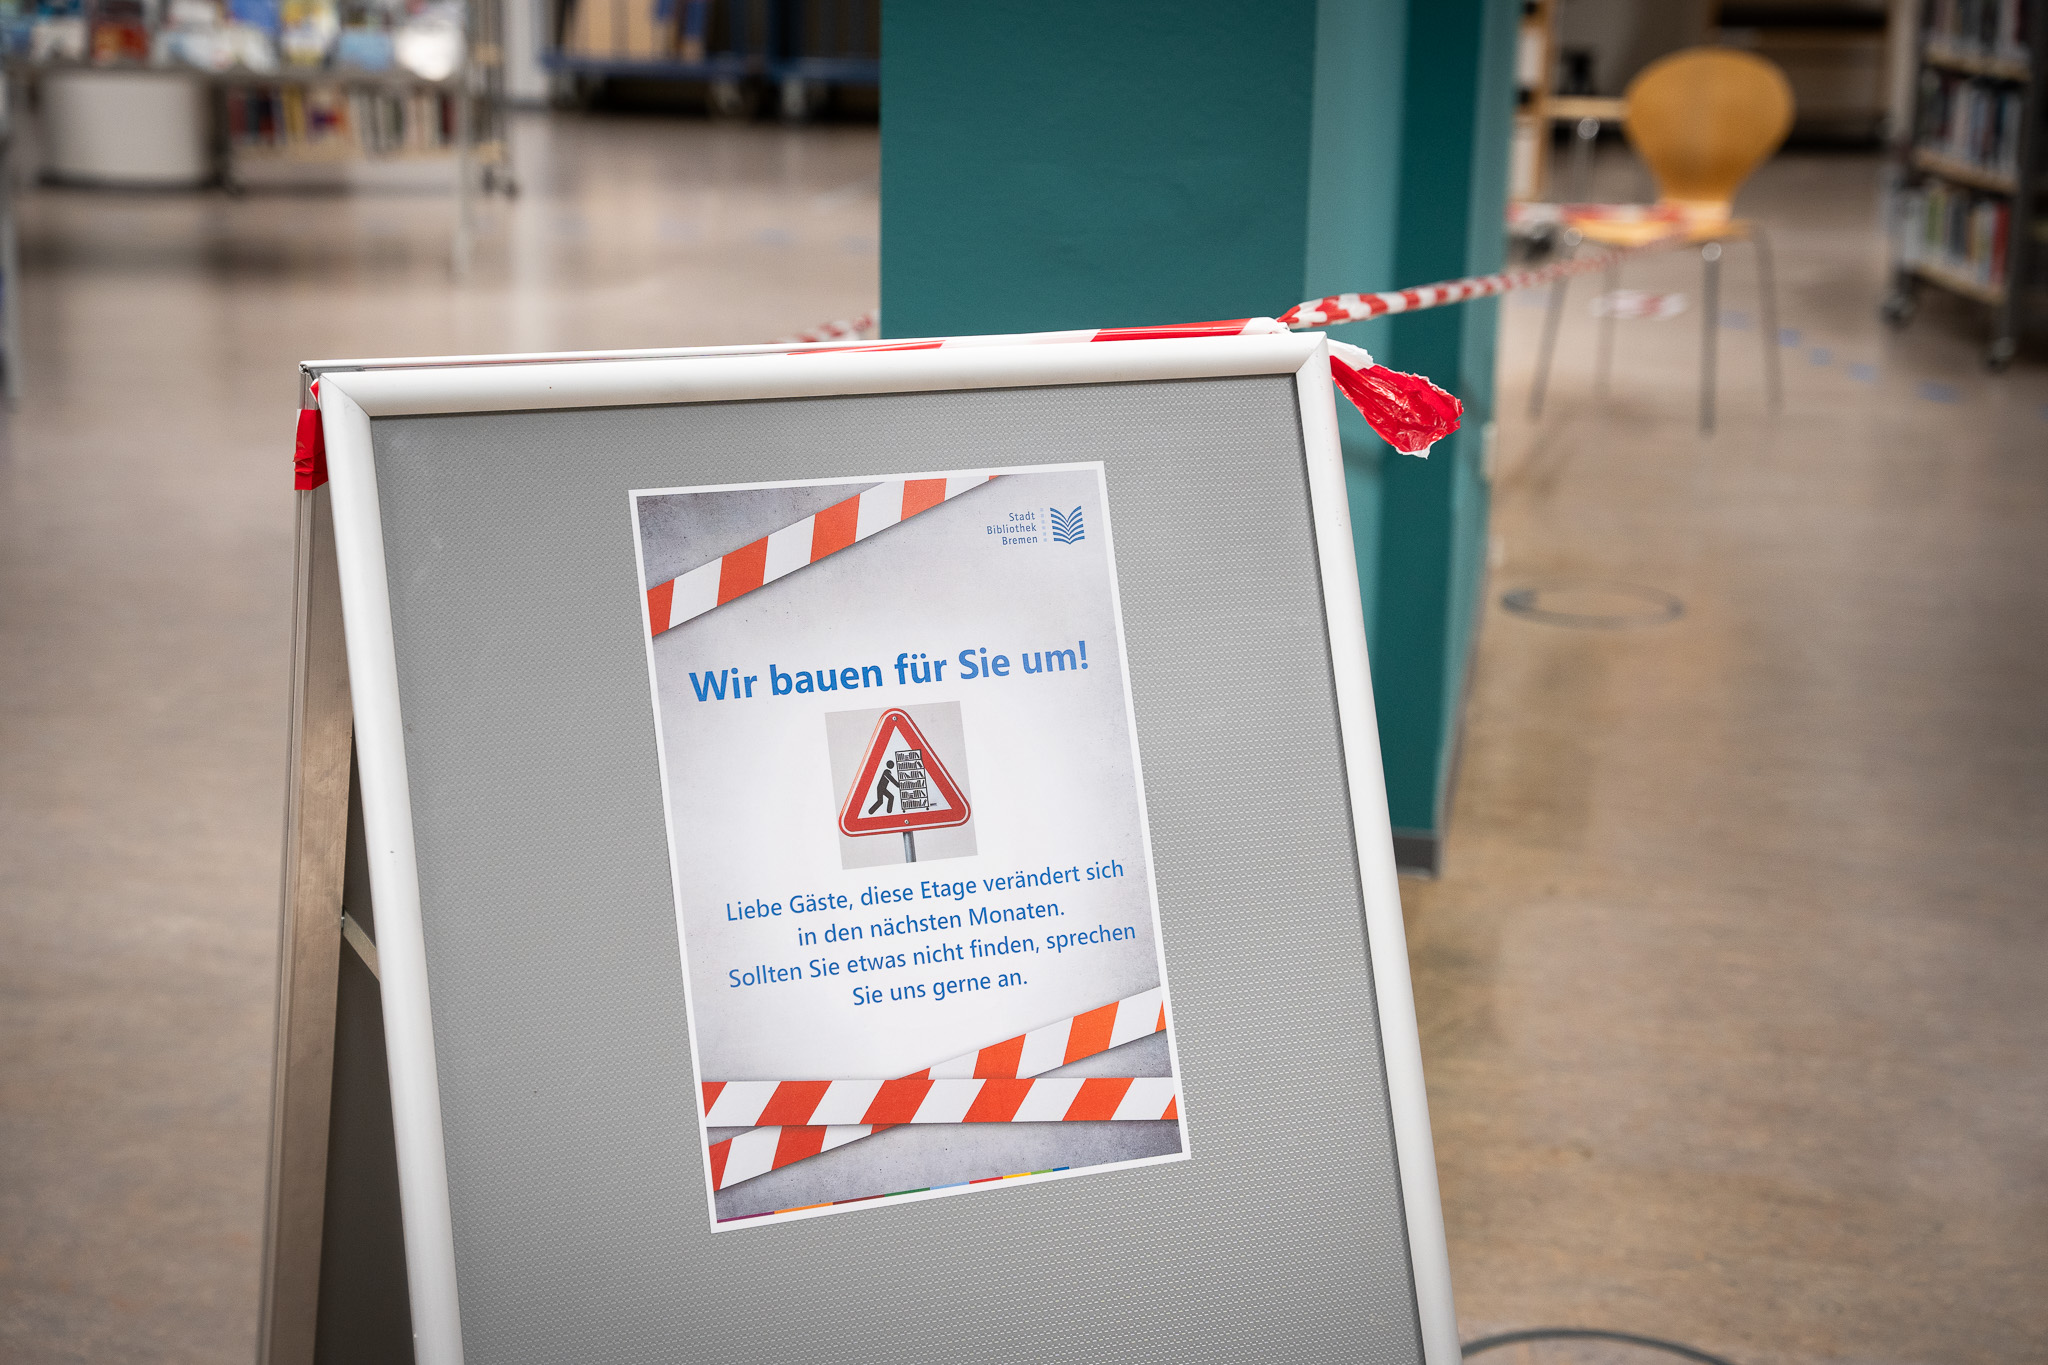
629 463 1186 1229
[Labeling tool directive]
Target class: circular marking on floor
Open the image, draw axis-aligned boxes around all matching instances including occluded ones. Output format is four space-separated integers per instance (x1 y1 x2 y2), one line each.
1500 579 1684 629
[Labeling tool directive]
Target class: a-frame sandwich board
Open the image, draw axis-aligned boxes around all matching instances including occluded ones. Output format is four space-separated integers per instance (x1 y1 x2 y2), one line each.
257 334 1458 1365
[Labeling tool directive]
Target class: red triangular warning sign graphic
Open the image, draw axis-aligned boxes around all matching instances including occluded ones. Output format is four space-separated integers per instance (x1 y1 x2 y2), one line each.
839 708 972 836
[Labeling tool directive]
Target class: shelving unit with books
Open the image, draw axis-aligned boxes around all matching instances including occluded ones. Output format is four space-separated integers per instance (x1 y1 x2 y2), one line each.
1508 0 1557 202
1709 1 1892 142
544 0 876 120
0 0 511 399
2 0 511 269
1884 0 2046 367
213 66 495 195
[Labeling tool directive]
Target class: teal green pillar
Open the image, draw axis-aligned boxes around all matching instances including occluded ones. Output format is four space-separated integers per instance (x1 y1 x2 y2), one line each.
882 0 1515 872
1368 0 1518 867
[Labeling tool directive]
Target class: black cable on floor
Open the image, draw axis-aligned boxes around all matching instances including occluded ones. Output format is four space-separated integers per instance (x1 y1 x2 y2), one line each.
1462 1326 1741 1365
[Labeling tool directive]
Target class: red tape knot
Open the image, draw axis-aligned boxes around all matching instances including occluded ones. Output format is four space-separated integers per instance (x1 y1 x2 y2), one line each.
1329 356 1463 456
293 406 327 491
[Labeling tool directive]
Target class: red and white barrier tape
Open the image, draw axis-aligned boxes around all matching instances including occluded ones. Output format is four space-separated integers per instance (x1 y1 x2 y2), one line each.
647 475 993 637
764 223 1699 455
799 318 1462 456
1279 232 1688 329
709 987 1165 1190
295 217 1707 488
782 310 878 344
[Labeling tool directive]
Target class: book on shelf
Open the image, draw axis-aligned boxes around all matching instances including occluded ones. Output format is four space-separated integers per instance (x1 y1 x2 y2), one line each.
224 83 458 155
1898 182 2012 287
1916 70 2027 178
8 0 476 79
563 0 676 61
1923 0 2034 65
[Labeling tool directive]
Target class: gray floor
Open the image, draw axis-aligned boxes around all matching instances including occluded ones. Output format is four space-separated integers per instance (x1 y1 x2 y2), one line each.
1415 149 2048 1364
1 118 2043 1363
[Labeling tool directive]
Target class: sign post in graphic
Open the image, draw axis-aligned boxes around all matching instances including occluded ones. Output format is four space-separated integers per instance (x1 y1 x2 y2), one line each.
836 707 971 863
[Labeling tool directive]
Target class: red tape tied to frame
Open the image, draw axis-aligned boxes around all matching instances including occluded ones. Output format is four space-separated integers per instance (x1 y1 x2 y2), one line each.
1138 324 1461 455
1087 322 1463 453
294 380 327 492
1328 349 1464 455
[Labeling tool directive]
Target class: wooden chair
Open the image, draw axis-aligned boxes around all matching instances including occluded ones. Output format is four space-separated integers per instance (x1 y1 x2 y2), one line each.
1529 47 1795 433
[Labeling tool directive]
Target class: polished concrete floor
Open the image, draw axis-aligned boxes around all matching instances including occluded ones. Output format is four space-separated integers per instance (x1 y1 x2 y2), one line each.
1419 150 2048 1364
1 116 2042 1363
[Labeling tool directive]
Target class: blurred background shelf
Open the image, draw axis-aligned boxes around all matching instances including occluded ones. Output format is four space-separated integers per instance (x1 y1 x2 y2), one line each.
0 0 514 402
1510 0 1559 201
1912 143 2022 191
1884 0 2044 368
1711 0 1893 142
544 0 876 120
1924 41 2033 77
1907 253 2010 302
1 0 513 228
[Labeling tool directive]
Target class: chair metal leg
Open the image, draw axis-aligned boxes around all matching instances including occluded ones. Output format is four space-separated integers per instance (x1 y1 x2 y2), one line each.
1700 242 1722 435
1595 260 1619 396
1751 224 1783 412
1530 269 1572 418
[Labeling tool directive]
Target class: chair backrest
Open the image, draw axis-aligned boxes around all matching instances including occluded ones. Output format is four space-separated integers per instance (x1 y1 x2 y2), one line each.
1624 47 1794 218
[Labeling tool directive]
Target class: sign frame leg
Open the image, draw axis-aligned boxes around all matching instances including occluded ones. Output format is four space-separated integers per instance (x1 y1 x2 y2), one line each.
257 482 355 1365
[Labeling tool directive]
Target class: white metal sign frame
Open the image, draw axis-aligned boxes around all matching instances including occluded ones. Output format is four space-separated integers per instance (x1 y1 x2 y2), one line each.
310 332 1457 1365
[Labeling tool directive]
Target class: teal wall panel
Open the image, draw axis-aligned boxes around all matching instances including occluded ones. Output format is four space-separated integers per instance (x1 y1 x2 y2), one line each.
1371 0 1517 840
881 2 1320 337
1307 0 1410 651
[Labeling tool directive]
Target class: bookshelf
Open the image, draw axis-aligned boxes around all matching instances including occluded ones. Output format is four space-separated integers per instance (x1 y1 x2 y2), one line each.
545 0 877 121
1711 1 1893 140
0 1 511 400
1510 0 1558 201
1883 0 2045 369
2 0 511 274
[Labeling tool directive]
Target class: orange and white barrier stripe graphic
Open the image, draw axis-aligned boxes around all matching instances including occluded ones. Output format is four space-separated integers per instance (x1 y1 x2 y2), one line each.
646 475 993 637
704 1075 1179 1129
707 1078 1177 1190
709 987 1166 1190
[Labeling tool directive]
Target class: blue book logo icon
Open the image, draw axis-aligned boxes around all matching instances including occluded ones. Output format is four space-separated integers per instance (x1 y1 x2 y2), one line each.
1050 506 1085 544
